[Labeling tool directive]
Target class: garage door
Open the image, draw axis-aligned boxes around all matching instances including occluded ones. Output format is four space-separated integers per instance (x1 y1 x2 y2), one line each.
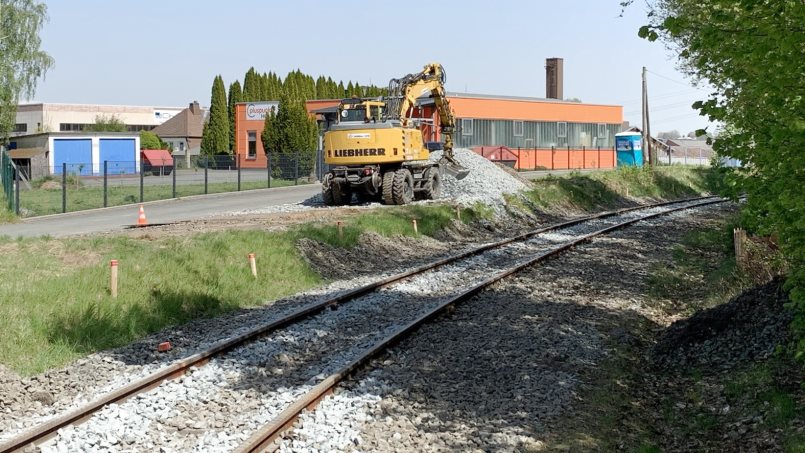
99 138 137 174
53 139 92 175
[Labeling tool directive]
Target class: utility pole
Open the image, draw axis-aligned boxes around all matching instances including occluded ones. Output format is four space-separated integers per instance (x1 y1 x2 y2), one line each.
642 67 653 166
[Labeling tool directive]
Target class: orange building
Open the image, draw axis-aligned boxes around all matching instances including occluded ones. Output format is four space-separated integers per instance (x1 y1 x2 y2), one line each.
234 94 623 171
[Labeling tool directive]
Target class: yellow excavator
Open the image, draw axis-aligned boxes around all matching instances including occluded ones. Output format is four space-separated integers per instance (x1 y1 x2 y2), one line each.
321 63 469 206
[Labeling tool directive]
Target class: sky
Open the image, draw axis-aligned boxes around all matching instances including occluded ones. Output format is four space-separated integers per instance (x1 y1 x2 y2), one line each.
31 0 714 136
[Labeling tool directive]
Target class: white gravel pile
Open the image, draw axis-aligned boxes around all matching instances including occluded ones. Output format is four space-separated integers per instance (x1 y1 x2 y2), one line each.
431 148 528 209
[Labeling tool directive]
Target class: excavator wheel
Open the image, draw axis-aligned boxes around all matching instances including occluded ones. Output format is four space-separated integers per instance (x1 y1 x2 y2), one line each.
381 170 395 205
391 168 414 205
331 180 352 205
419 167 442 200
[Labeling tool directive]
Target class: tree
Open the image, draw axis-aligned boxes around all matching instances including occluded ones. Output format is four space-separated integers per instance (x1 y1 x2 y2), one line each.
139 130 166 150
200 75 230 155
262 94 318 176
227 80 242 150
86 114 126 132
657 130 681 140
0 0 54 141
637 0 805 360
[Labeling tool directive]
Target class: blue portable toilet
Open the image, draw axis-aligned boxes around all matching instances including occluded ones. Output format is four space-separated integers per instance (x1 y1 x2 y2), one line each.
615 131 644 167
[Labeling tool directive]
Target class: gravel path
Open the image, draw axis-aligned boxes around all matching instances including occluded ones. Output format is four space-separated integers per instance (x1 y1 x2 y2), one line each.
276 202 736 452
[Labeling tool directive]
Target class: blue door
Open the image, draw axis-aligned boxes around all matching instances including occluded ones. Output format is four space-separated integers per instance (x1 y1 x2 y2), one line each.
99 139 137 174
53 139 92 175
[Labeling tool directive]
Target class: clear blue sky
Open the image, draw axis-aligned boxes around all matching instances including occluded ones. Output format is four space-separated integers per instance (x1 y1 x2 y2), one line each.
32 0 713 136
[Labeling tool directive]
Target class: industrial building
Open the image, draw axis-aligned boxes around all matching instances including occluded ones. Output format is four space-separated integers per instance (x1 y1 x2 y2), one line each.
12 103 184 137
232 58 623 171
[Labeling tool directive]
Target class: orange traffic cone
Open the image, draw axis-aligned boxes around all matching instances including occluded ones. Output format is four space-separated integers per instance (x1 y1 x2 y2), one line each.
137 204 148 226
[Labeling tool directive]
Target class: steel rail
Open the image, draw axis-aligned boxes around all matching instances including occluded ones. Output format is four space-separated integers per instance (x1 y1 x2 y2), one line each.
0 195 718 453
234 197 726 452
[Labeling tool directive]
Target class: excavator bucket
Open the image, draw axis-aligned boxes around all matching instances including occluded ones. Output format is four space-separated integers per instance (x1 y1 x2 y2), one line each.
439 156 470 180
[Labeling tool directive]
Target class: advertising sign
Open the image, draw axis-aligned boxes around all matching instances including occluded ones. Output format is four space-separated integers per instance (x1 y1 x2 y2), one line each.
246 102 279 121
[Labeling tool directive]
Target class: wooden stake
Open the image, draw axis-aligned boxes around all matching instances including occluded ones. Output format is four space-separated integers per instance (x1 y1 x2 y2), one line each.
412 219 418 235
248 253 257 278
337 221 343 239
110 259 118 298
734 228 747 271
456 206 461 221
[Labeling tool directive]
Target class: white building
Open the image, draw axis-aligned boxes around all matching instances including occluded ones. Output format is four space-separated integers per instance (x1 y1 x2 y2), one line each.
12 103 185 137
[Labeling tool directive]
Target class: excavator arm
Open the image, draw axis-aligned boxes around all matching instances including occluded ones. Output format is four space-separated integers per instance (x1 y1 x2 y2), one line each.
384 63 469 180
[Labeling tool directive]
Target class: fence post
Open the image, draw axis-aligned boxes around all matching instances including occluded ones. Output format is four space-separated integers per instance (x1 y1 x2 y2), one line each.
14 164 20 216
172 160 177 198
582 146 586 169
103 160 108 208
204 164 208 194
567 146 571 169
237 154 242 191
551 146 555 170
267 153 271 188
139 160 144 203
294 151 299 185
62 162 67 214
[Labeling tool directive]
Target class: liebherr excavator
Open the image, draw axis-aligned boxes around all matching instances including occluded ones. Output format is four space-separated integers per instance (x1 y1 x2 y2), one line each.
321 63 469 206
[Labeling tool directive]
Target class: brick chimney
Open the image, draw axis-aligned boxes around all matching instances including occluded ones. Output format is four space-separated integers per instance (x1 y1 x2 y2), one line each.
545 58 564 99
189 101 200 115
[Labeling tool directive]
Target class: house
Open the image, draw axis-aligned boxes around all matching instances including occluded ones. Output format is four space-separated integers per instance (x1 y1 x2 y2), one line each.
151 101 207 168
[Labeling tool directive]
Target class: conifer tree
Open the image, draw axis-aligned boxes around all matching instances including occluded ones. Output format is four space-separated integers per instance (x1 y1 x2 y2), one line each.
242 67 258 101
227 80 242 151
200 75 230 155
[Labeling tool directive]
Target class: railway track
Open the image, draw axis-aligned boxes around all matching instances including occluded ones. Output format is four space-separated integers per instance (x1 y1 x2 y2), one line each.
0 196 725 453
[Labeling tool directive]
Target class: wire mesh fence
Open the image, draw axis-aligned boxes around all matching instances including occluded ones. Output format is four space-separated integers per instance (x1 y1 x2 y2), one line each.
4 151 315 218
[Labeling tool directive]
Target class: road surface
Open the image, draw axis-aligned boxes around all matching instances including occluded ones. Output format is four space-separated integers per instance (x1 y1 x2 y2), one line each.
0 184 321 238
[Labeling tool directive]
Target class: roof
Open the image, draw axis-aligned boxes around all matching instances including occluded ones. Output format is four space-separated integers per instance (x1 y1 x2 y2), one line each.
151 105 206 139
141 149 173 164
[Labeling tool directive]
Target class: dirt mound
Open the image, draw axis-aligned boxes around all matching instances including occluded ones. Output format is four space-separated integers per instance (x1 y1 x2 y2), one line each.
297 231 452 280
651 277 791 373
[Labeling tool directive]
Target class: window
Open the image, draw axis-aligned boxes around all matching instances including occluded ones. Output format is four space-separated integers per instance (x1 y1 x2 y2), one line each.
597 123 607 138
179 142 185 153
248 131 257 159
126 125 154 132
461 118 473 136
513 120 524 137
557 122 567 138
13 123 27 133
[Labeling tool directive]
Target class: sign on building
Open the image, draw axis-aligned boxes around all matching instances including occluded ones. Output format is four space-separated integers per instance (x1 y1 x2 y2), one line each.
246 102 280 121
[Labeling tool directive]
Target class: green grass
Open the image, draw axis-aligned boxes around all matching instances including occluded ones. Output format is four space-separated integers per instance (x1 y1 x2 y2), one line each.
0 201 490 375
523 166 720 212
0 231 321 375
297 203 492 248
16 179 302 217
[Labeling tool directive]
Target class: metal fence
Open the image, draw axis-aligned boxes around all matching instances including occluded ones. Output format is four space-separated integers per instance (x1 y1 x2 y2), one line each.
5 151 315 218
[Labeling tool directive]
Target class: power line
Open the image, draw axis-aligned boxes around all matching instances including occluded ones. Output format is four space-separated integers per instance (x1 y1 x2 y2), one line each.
646 69 709 91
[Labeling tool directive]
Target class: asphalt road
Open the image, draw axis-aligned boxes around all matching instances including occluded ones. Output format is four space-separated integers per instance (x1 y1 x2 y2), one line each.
0 184 321 238
0 167 614 238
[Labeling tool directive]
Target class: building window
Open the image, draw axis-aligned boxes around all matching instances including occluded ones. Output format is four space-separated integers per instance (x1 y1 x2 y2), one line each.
13 123 27 133
597 123 607 138
179 142 185 153
248 131 257 158
60 123 91 132
126 125 154 132
513 120 524 137
557 122 567 138
461 118 473 136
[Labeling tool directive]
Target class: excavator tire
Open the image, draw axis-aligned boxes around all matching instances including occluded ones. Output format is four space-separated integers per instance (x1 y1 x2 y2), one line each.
420 167 442 200
381 170 395 205
392 168 414 205
331 179 352 205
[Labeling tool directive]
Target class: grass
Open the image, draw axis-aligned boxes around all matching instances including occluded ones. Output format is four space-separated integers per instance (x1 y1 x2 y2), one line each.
0 201 492 376
522 166 719 212
647 216 748 314
16 178 303 218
